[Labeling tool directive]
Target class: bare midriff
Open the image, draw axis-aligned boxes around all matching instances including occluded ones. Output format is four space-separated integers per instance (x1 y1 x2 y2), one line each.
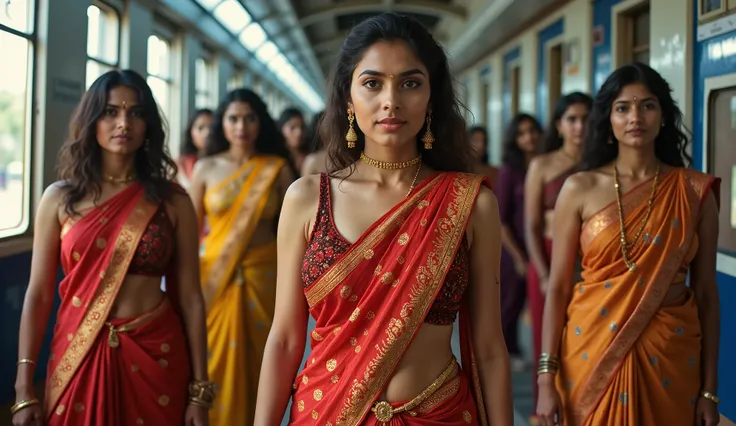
109 275 166 319
379 323 456 402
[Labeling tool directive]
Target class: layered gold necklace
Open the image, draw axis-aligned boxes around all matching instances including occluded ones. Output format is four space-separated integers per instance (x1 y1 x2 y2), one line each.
360 152 422 198
613 161 660 271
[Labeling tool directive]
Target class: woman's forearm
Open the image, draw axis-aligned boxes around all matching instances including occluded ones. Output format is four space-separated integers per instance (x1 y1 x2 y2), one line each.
15 292 55 397
537 288 569 388
500 225 526 263
180 294 209 381
479 355 514 426
697 290 720 392
255 336 306 426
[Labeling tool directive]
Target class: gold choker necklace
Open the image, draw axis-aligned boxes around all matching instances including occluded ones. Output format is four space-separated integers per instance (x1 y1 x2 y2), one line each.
104 174 136 184
360 152 422 170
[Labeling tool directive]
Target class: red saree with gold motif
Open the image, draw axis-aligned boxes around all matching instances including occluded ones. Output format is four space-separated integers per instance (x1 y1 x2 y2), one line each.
45 184 190 425
556 168 720 425
289 172 490 426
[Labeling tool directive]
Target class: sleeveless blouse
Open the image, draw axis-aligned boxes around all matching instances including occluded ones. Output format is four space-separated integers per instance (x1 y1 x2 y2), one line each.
301 173 470 325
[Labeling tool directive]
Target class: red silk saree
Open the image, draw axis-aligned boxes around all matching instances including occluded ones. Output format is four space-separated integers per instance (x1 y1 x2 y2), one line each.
289 172 491 426
45 184 190 425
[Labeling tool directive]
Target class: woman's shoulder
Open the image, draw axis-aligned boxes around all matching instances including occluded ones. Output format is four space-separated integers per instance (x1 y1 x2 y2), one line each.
564 169 604 195
42 180 70 202
284 174 322 205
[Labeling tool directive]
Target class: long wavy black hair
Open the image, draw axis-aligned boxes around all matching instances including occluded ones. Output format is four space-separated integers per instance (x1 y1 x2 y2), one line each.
322 13 472 174
57 69 177 215
580 62 691 171
181 108 213 156
502 113 543 171
469 126 489 164
307 110 326 152
539 91 593 154
204 88 297 174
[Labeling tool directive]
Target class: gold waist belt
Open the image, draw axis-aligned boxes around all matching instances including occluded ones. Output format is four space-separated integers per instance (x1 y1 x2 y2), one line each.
371 356 458 423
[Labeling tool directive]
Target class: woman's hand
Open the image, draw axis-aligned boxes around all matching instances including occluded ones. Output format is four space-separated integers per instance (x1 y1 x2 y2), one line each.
11 403 44 426
693 397 719 426
184 404 209 426
536 377 563 426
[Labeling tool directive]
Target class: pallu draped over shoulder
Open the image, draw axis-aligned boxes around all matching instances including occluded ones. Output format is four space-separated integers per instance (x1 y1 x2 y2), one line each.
289 172 492 426
199 154 285 426
46 183 190 426
556 168 720 426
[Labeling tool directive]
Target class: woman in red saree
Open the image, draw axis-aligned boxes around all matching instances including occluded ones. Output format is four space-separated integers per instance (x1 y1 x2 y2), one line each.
255 13 513 426
523 93 592 422
536 63 721 426
11 70 211 426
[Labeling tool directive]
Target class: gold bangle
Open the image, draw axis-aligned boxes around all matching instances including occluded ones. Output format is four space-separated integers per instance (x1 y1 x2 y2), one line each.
702 391 720 404
16 359 36 366
11 399 39 415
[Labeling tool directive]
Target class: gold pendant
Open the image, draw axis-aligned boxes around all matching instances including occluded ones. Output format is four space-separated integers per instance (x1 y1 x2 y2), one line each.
108 326 120 348
628 263 636 272
372 401 394 423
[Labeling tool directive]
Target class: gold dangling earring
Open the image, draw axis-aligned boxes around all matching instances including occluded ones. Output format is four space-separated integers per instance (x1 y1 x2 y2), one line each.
422 110 434 150
345 108 358 148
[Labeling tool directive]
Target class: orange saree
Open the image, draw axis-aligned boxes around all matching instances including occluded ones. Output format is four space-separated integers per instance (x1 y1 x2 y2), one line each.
557 168 720 425
46 184 190 425
289 172 490 426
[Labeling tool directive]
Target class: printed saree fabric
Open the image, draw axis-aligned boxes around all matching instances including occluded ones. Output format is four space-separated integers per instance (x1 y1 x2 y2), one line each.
290 172 490 426
46 183 190 425
199 155 285 426
557 168 720 425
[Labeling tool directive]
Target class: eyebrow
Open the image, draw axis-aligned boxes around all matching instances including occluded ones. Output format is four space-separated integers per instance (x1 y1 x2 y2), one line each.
614 97 656 104
358 68 425 78
106 102 142 109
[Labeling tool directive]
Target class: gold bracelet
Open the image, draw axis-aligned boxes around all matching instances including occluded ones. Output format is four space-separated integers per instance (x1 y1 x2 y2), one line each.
702 391 720 404
11 399 39 415
16 359 36 366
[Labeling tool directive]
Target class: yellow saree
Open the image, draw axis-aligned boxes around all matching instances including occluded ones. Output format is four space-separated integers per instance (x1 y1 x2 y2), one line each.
199 155 285 426
557 168 719 425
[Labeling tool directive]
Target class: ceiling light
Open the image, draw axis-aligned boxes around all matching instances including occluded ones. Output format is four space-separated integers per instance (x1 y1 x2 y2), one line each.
238 22 266 51
213 0 251 33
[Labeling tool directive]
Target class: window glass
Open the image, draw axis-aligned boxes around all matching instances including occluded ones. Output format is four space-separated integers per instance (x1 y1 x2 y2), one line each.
0 26 32 237
86 3 120 88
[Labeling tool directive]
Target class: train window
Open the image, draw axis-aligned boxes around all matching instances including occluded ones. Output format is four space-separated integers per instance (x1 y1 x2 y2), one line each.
708 87 736 254
0 0 34 238
86 2 120 88
0 0 33 34
195 57 216 109
146 34 173 124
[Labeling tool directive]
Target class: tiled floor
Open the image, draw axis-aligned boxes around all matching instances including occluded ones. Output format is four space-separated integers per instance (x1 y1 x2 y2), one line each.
281 316 535 426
